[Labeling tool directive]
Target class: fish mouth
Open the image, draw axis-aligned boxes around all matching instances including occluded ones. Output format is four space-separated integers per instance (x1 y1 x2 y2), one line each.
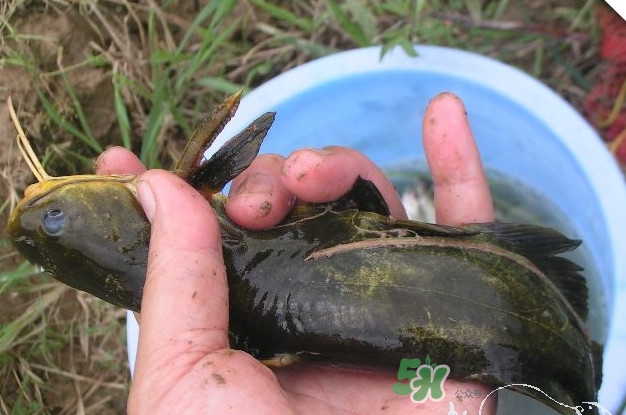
18 174 138 208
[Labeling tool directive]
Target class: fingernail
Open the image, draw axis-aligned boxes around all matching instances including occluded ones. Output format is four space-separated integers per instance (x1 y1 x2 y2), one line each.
316 147 333 155
94 146 117 172
94 153 105 172
136 180 156 222
233 172 274 195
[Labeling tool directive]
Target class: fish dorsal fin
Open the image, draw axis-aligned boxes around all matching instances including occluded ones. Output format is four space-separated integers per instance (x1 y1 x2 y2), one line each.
189 112 275 194
470 222 588 320
322 177 480 237
175 91 243 181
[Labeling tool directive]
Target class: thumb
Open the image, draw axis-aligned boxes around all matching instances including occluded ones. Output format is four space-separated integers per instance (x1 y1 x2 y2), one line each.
133 169 230 377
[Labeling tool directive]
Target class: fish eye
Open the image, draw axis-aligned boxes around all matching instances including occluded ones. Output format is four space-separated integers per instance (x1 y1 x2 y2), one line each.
41 209 66 236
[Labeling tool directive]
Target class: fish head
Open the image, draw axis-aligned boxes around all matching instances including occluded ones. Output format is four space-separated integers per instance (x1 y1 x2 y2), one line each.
9 174 150 311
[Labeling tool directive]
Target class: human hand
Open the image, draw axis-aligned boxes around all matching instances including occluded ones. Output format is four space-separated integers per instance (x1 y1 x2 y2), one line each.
95 92 496 414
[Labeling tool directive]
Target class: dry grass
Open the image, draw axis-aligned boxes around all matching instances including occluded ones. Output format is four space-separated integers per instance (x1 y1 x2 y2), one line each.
0 0 602 413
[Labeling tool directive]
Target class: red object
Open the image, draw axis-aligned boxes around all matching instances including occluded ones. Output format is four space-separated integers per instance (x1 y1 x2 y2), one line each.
583 5 626 166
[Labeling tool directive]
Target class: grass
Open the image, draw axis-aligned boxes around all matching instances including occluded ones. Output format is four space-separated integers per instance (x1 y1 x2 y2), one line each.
0 0 603 413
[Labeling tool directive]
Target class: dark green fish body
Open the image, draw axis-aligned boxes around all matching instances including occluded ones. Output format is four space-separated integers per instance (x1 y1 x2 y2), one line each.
213 197 600 413
7 93 602 415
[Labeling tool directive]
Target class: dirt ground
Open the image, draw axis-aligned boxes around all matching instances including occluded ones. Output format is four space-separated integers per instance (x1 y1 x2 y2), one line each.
1 7 119 189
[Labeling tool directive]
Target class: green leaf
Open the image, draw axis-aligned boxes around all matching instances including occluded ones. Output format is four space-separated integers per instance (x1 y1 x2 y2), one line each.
323 0 370 47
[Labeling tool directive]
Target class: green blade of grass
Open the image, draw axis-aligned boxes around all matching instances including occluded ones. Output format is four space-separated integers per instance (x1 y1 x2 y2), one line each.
0 262 38 294
490 0 511 20
175 19 240 93
112 73 132 150
176 0 230 54
59 70 101 153
139 76 168 168
207 0 239 32
545 44 593 91
255 23 336 57
0 285 67 355
174 0 239 93
323 0 371 47
196 77 245 95
140 9 170 168
532 39 545 78
36 91 103 154
380 27 418 58
249 0 314 32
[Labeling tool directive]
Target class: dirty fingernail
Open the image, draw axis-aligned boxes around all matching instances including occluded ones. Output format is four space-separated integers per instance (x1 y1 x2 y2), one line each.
94 153 105 172
233 172 274 195
316 147 334 155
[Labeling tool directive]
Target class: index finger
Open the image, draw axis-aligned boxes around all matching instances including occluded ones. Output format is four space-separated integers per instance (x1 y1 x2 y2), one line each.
95 146 146 175
423 93 494 225
281 146 408 219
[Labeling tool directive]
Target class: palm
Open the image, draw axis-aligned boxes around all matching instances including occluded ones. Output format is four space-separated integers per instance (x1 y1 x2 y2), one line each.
129 350 492 414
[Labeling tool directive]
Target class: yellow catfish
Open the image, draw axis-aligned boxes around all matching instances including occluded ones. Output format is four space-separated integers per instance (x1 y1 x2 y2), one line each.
7 94 602 415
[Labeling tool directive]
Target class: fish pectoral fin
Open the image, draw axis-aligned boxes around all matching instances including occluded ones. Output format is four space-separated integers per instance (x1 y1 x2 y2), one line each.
259 351 323 368
325 176 391 216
